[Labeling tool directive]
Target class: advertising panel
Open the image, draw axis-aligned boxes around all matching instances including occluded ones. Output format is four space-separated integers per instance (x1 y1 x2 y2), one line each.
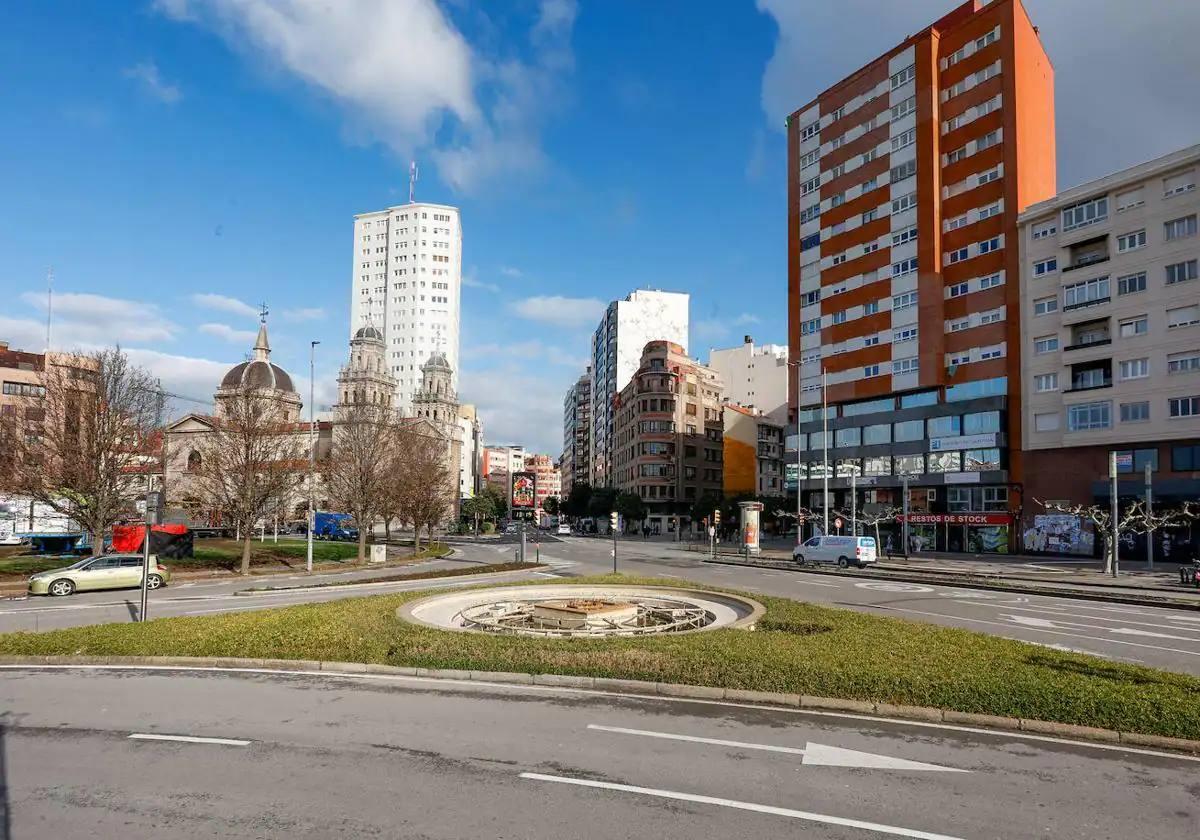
511 471 537 510
1023 514 1094 556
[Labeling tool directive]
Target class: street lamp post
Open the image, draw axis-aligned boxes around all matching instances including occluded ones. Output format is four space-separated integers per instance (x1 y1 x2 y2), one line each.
821 367 829 536
307 340 320 574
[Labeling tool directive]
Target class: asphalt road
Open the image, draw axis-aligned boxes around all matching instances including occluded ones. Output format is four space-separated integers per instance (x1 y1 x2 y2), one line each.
3 536 1200 675
1 666 1196 839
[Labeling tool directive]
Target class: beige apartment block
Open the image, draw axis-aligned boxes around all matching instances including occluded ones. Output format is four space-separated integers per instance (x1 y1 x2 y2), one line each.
1018 143 1200 520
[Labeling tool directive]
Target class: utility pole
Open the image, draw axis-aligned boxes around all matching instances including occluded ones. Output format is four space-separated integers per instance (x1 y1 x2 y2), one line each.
1144 462 1154 571
139 491 160 622
901 475 910 558
1110 451 1119 578
850 470 857 537
307 340 319 574
610 511 619 573
821 367 829 536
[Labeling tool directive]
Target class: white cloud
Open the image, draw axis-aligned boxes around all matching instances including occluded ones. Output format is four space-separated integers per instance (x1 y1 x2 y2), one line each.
190 293 259 319
757 0 1200 187
500 266 523 278
123 60 182 104
734 313 761 326
460 363 566 455
19 291 177 344
156 0 577 192
199 322 257 344
281 307 325 322
463 339 586 369
510 295 605 327
462 269 500 293
692 319 730 341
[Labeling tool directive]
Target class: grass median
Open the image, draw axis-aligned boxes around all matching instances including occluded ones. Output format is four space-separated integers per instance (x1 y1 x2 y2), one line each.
1 574 1197 740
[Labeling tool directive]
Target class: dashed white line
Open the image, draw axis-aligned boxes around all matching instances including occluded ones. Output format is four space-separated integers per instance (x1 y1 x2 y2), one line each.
129 733 250 746
518 773 965 840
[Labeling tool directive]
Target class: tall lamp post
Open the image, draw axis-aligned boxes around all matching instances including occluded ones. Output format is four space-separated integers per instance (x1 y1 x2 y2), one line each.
307 340 320 574
786 362 830 541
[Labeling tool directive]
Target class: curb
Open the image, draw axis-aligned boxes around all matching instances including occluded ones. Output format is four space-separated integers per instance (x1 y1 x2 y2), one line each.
233 565 537 596
701 557 1200 611
1 655 1197 757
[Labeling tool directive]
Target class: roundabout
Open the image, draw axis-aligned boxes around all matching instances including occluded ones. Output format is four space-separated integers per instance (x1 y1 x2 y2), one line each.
399 584 764 637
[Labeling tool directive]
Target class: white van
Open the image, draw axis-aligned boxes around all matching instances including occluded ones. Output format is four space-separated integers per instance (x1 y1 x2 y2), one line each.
792 535 877 568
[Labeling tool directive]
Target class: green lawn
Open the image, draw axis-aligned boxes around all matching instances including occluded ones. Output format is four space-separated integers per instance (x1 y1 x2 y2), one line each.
2 574 1197 740
0 539 450 580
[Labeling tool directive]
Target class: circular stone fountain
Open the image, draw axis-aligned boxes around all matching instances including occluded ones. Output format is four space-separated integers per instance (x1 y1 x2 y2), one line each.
399 585 763 638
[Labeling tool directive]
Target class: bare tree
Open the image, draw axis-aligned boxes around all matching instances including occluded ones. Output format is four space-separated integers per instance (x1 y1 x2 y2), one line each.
390 423 455 552
1038 498 1199 575
772 506 818 540
833 505 903 554
322 402 398 563
4 348 161 556
186 391 305 574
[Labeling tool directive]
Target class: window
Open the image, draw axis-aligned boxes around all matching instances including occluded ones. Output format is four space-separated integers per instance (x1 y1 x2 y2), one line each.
863 148 877 164
949 318 969 331
946 147 966 164
946 213 969 231
1120 401 1150 423
893 420 923 442
892 226 918 246
891 64 915 89
863 424 891 445
1031 219 1056 240
1117 230 1146 252
1034 296 1057 316
980 310 1002 325
979 272 1002 290
801 289 819 307
801 317 821 336
1033 257 1057 277
831 193 845 208
893 291 918 310
801 176 820 196
1120 316 1149 337
1163 170 1196 197
948 352 971 366
1173 444 1200 470
893 454 925 475
801 121 819 141
947 282 968 299
1168 351 1200 374
863 300 879 315
928 451 962 473
1034 373 1058 392
893 357 919 375
863 364 881 377
863 241 879 255
800 148 819 169
978 202 1001 221
1117 272 1146 296
890 159 916 182
979 236 1001 254
893 327 918 343
1062 196 1108 231
831 163 846 178
927 415 961 437
1034 412 1060 432
963 411 1000 435
1116 187 1144 211
892 258 918 276
1166 259 1198 286
1034 335 1059 354
1067 401 1111 431
948 247 969 264
977 166 1001 186
843 397 894 417
891 129 916 152
863 335 880 346
890 97 916 121
977 130 1001 151
1166 215 1198 241
901 390 938 408
832 310 847 324
1063 276 1109 308
963 448 1001 472
831 253 847 266
861 208 878 224
946 376 1007 402
1119 358 1149 380
835 427 861 447
1168 305 1200 329
892 192 917 213
1169 396 1200 418
863 456 891 476
830 135 845 150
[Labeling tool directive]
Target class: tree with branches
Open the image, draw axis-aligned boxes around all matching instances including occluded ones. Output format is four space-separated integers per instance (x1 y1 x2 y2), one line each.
3 348 162 556
322 402 399 563
832 505 903 555
389 423 455 551
185 391 306 574
542 495 560 517
772 505 818 542
1038 498 1199 576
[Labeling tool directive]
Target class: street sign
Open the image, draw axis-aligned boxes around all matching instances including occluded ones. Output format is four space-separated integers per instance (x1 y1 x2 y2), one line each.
708 526 715 537
1113 452 1133 469
834 517 843 530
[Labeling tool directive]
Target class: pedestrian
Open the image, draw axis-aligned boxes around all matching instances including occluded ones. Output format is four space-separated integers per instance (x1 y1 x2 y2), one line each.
884 534 893 560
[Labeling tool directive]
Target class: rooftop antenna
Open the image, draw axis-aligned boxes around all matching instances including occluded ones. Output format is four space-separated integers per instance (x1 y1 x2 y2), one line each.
409 160 419 204
45 267 53 353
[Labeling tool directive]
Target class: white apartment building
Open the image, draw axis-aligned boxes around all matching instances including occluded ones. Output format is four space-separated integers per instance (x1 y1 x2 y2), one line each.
590 289 689 486
349 202 462 413
457 403 483 500
708 336 789 426
1019 144 1200 510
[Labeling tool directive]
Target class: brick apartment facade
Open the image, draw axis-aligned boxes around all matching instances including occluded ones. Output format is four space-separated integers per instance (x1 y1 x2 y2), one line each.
786 0 1055 553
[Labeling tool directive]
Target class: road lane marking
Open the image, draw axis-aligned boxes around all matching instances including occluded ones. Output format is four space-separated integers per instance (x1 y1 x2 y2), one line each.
876 606 1200 657
518 773 966 839
129 733 250 746
587 725 965 771
979 603 1200 635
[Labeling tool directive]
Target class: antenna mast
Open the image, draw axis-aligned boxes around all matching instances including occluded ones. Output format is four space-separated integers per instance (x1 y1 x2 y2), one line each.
409 160 418 204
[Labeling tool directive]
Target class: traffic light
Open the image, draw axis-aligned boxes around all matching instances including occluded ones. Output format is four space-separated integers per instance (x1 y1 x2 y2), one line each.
610 511 619 531
713 509 720 526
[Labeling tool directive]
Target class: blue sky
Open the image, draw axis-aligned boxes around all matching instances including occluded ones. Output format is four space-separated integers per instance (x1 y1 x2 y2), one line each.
2 0 1197 454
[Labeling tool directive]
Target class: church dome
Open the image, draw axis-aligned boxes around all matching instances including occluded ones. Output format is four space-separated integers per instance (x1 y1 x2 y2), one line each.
219 321 297 394
355 325 383 341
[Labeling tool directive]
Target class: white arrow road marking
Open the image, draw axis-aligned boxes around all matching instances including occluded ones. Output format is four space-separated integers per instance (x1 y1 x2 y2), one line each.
983 603 1200 635
129 733 250 746
1003 615 1063 629
519 773 967 840
1168 615 1200 624
1110 627 1199 641
587 725 965 771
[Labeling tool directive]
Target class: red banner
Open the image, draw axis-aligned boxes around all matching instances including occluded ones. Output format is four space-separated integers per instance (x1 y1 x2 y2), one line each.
897 513 1010 526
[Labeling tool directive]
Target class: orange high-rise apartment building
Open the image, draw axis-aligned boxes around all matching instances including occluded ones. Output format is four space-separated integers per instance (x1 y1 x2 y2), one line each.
786 0 1055 554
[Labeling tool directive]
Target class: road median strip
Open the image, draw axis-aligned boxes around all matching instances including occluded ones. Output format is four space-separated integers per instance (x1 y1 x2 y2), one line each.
232 562 541 595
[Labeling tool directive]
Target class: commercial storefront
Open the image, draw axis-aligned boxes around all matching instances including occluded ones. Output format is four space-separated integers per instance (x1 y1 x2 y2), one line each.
899 512 1012 555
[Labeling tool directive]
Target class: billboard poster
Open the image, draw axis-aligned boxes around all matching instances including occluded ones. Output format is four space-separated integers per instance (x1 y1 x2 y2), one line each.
511 471 537 510
1023 514 1094 556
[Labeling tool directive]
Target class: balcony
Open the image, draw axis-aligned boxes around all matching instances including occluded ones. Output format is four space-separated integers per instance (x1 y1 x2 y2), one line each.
1062 235 1110 273
1062 254 1110 273
1063 337 1111 352
1064 318 1110 352
1064 379 1112 393
1066 361 1111 393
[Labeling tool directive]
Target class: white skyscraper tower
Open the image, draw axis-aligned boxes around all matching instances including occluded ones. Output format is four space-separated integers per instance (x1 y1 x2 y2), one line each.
349 195 462 413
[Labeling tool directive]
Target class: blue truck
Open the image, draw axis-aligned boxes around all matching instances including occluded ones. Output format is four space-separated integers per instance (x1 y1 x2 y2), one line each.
313 512 359 542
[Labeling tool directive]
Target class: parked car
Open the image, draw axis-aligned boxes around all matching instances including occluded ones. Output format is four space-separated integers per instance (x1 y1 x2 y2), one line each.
28 554 171 597
556 523 571 536
792 536 877 569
